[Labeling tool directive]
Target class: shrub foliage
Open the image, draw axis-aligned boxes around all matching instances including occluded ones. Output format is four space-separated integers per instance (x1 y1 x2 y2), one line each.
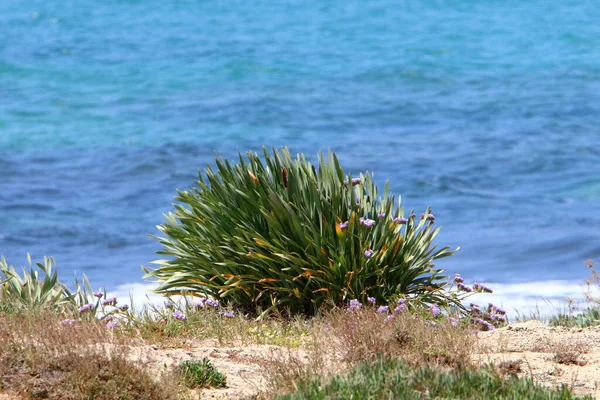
145 148 457 316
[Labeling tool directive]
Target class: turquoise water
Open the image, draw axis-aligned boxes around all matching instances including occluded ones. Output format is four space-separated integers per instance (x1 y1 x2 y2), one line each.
1 0 600 292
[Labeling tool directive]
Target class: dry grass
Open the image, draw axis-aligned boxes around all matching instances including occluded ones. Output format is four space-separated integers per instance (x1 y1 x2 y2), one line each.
0 311 184 399
325 307 474 366
550 339 589 366
260 307 476 396
497 359 524 376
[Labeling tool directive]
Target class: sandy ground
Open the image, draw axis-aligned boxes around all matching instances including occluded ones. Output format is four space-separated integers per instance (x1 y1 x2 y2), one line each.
125 340 296 400
120 321 600 399
474 320 600 399
2 321 600 399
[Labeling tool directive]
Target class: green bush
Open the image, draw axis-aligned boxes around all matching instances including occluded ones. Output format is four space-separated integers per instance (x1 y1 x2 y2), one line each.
276 356 590 400
178 358 227 389
145 147 457 316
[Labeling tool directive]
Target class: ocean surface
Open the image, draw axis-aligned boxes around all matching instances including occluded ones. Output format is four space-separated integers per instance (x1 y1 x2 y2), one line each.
2 0 600 314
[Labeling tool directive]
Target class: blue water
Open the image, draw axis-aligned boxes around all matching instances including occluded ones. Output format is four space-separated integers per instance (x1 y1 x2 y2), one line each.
2 0 600 294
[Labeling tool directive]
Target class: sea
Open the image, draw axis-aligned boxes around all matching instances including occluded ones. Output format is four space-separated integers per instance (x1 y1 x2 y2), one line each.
1 0 599 316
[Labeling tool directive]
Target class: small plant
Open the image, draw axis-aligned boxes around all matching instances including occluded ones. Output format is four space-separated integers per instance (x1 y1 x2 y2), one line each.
0 254 77 313
145 147 459 317
0 254 125 326
178 358 227 389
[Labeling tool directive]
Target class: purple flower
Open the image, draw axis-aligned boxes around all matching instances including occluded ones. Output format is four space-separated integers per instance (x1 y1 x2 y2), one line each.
364 249 374 258
194 301 205 309
473 318 495 331
449 317 459 327
172 310 187 321
420 213 435 221
386 315 394 322
164 301 175 309
457 283 473 293
493 315 507 323
118 305 129 311
103 315 114 322
453 273 464 283
218 311 235 318
394 304 407 314
60 319 77 326
393 217 408 224
495 306 507 315
78 303 93 313
359 217 376 227
348 299 362 311
205 298 219 307
339 221 349 230
377 213 385 219
397 299 406 305
367 297 376 304
102 297 117 306
106 320 118 329
93 291 104 298
351 178 362 185
473 283 493 293
377 306 389 314
429 304 440 316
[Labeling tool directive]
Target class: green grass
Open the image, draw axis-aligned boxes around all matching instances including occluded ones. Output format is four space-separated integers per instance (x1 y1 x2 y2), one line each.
178 358 227 389
276 357 592 400
550 306 600 328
